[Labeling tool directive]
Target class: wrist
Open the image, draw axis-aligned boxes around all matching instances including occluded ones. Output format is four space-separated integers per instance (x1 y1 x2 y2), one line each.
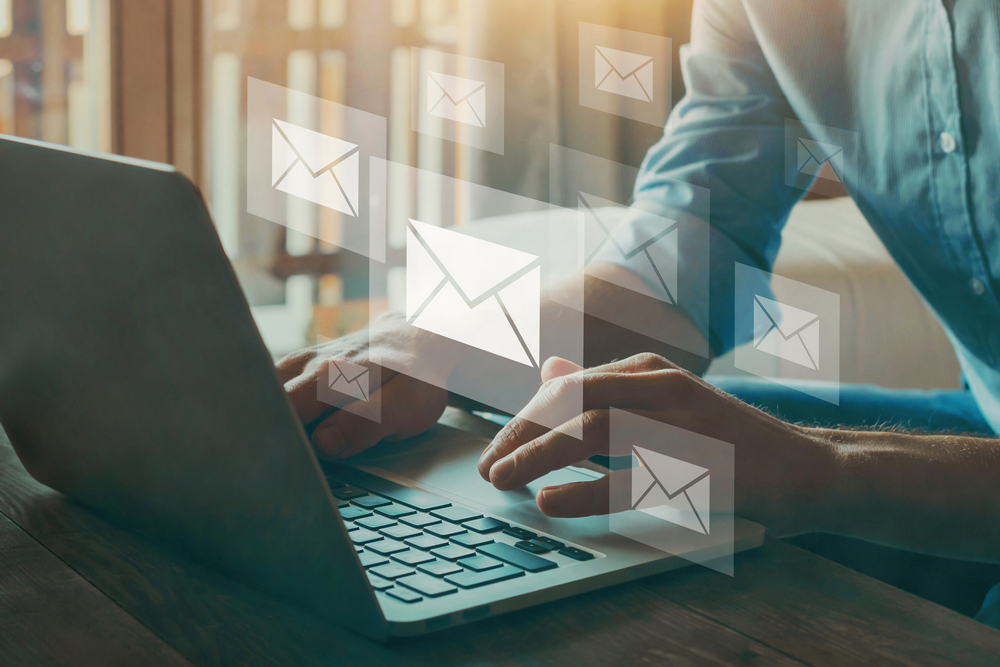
796 426 859 535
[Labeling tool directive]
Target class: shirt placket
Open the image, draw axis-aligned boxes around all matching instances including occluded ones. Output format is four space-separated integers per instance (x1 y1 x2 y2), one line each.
924 0 997 360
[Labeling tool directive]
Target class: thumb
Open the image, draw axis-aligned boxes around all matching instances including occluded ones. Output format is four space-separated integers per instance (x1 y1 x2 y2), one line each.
540 356 584 383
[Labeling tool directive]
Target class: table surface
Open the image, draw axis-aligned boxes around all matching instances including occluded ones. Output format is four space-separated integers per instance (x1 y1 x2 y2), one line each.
3 429 1000 667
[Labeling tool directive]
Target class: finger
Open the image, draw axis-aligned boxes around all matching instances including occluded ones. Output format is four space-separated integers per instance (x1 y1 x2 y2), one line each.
540 356 583 383
489 409 609 490
275 349 313 384
534 469 631 518
575 352 677 376
536 469 631 518
538 352 674 384
311 373 447 459
479 369 688 479
478 353 674 478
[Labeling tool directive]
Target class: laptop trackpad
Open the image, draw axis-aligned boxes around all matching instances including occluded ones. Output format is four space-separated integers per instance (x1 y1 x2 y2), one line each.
350 423 597 509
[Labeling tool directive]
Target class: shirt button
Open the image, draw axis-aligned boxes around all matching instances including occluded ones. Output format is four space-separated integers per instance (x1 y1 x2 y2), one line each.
940 132 957 153
972 278 987 296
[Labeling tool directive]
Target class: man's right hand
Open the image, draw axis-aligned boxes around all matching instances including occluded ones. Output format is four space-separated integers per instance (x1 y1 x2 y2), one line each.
276 313 455 460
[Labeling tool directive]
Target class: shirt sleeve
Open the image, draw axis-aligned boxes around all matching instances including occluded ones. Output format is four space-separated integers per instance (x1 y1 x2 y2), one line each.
593 0 806 356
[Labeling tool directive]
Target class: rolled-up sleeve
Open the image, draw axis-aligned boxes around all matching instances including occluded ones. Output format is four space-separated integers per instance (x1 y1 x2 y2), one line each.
594 0 805 356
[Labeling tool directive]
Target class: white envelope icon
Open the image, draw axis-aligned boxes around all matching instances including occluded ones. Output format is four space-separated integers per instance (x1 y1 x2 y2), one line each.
328 359 369 402
427 72 487 128
753 295 820 370
595 46 654 102
796 137 844 183
271 118 360 217
405 219 540 367
631 446 710 535
579 193 678 304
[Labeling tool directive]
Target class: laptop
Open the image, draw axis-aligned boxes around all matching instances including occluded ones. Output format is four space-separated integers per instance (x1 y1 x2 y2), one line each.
0 135 764 641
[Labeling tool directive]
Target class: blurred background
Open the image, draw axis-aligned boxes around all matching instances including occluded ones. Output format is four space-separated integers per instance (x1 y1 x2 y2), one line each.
0 0 960 389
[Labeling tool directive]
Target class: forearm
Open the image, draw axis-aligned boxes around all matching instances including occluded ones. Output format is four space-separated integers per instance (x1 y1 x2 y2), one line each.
445 264 711 415
813 428 1000 562
547 264 712 375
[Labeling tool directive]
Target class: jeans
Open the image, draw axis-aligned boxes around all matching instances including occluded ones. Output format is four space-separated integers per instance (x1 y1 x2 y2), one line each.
708 377 999 625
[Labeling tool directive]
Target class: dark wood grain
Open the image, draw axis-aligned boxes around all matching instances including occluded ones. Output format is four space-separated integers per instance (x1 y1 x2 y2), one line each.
394 575 806 667
657 539 1000 667
0 512 193 667
3 424 1000 667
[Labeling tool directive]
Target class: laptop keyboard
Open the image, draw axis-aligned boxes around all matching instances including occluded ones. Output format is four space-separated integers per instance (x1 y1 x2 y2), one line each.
325 474 599 605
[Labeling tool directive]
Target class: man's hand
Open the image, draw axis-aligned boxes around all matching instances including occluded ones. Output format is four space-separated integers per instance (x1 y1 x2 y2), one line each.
477 353 836 536
277 314 454 460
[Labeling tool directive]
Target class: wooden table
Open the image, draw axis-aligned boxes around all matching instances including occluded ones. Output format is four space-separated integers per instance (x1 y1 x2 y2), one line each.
3 429 1000 667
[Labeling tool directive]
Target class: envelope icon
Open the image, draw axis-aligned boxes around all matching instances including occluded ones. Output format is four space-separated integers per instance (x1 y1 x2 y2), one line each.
796 137 844 183
595 46 654 102
753 295 820 370
631 446 710 535
271 118 360 217
405 219 540 367
427 72 487 128
328 359 369 402
579 193 677 304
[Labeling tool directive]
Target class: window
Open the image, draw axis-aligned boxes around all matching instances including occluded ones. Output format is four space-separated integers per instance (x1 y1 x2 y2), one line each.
203 0 461 354
0 0 110 151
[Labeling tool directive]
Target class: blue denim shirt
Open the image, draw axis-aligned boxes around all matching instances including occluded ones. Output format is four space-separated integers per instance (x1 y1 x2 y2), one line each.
598 0 1000 433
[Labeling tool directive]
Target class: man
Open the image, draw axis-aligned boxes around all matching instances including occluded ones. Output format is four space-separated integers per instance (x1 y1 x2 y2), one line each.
279 1 1000 623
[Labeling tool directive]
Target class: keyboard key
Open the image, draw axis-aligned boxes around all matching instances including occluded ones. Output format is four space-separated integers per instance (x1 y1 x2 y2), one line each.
404 534 449 551
346 524 359 532
385 587 422 603
337 500 350 508
458 555 503 572
463 517 509 534
445 565 525 589
533 536 565 550
367 539 408 556
399 513 441 529
333 487 368 500
370 562 415 580
503 527 537 541
431 506 483 524
431 544 476 562
374 487 451 512
478 542 557 573
354 544 363 552
374 503 416 519
379 524 421 541
559 547 595 561
353 495 392 509
397 573 458 598
516 540 551 555
339 506 372 521
417 560 463 577
451 533 494 549
425 523 467 539
367 572 394 591
324 477 346 489
355 515 395 531
391 549 436 567
350 529 383 545
358 551 389 568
